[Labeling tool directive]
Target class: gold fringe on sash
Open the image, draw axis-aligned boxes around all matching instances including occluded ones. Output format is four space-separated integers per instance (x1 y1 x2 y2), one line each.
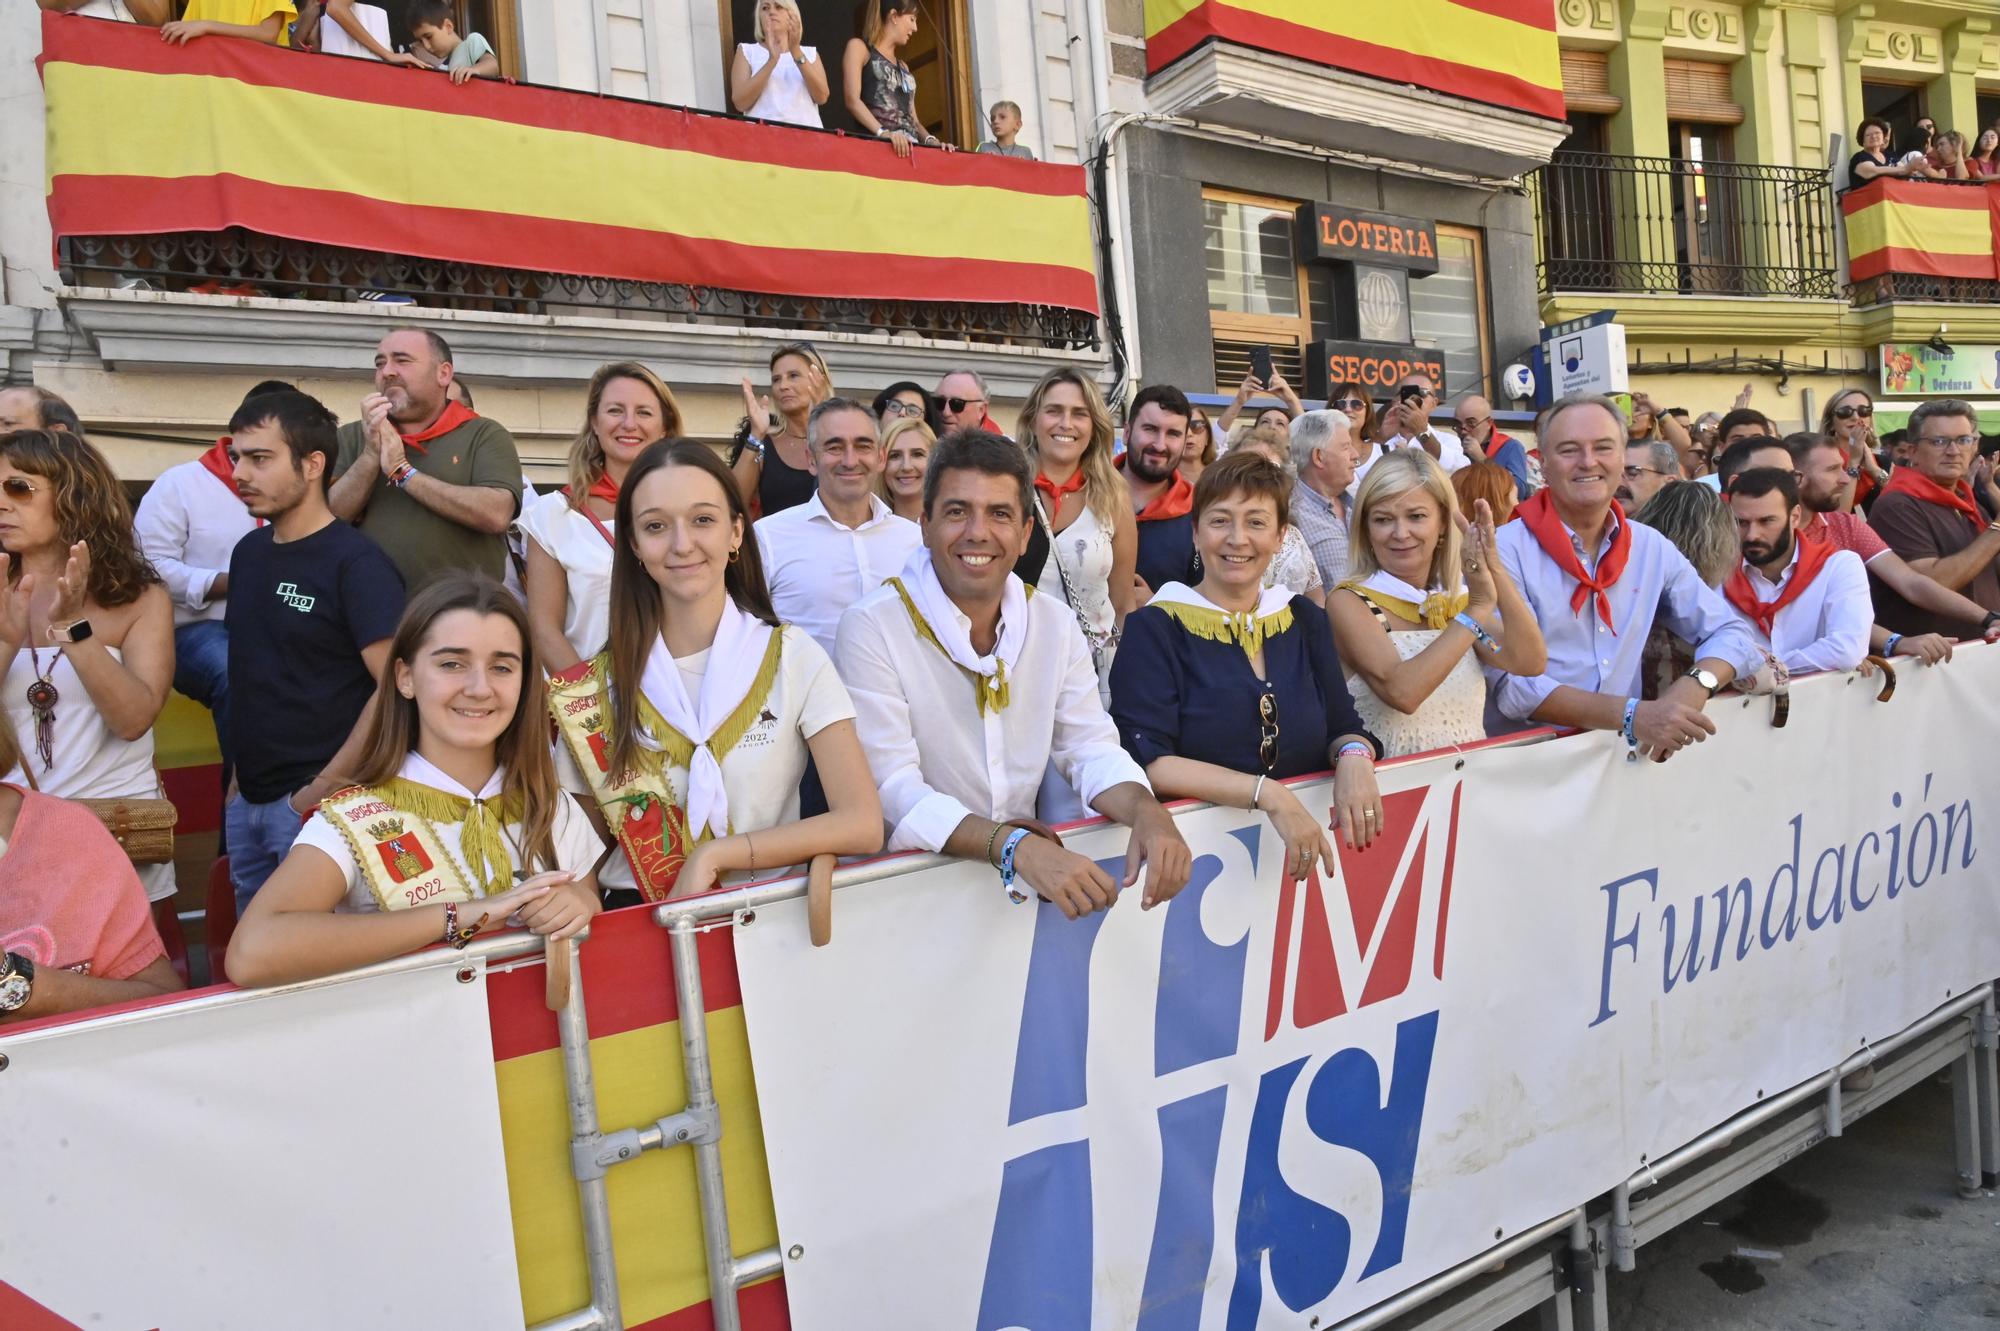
374 778 524 895
1151 599 1296 662
1336 581 1470 631
887 577 1010 715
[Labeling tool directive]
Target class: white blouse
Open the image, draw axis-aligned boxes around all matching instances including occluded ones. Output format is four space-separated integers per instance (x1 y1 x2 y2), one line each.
517 489 614 661
1263 525 1326 601
294 753 608 914
738 43 823 128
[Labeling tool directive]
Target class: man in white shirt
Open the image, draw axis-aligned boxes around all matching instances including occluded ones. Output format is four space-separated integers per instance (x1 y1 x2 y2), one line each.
1356 372 1468 489
755 398 921 658
1721 468 1870 675
834 431 1192 919
132 379 285 762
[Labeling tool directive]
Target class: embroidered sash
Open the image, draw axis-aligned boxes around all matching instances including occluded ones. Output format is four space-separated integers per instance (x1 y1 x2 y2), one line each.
318 785 482 913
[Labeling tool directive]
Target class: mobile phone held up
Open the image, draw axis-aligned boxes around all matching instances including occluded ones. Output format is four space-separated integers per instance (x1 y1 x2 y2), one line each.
1249 345 1274 387
1399 383 1426 406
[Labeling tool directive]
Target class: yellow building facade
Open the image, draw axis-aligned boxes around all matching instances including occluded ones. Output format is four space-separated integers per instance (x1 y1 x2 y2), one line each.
1544 0 2000 433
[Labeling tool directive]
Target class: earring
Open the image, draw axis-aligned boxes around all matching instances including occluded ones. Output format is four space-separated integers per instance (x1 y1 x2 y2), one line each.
728 546 741 564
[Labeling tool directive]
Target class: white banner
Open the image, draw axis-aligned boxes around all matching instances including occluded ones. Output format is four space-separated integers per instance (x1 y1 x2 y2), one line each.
735 646 2000 1329
0 956 525 1331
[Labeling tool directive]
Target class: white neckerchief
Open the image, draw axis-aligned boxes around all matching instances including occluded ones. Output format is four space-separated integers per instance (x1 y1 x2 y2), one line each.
400 751 504 802
1149 582 1294 620
1353 569 1462 605
636 599 775 840
903 548 1028 689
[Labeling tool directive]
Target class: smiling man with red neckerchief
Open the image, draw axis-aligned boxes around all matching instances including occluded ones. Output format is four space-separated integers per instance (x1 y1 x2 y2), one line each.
1489 394 1762 761
1867 398 2000 640
1722 468 1870 675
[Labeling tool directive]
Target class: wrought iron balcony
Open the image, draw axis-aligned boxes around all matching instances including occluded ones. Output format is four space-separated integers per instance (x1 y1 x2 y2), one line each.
1526 152 1839 299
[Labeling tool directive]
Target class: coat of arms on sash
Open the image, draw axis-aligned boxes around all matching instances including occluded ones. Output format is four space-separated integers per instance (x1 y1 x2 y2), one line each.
369 817 434 883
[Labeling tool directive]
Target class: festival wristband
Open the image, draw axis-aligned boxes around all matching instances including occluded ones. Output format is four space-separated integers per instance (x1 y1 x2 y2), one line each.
1621 697 1640 753
1336 741 1374 763
389 462 417 488
997 828 1033 904
1452 612 1499 653
1884 633 1902 657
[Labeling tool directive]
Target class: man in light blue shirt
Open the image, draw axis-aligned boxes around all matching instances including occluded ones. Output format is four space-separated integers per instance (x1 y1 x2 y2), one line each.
1489 394 1762 760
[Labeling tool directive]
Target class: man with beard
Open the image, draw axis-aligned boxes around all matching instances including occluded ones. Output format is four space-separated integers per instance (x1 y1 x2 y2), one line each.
328 327 522 588
1616 439 1681 510
1867 398 2000 638
1118 383 1199 596
1490 394 1759 760
1722 468 1869 674
834 430 1191 920
224 390 405 909
1786 433 2000 656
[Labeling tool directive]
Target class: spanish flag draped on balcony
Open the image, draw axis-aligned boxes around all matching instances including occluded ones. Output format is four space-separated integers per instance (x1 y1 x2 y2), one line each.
1842 177 2000 282
36 14 1098 315
1144 0 1564 122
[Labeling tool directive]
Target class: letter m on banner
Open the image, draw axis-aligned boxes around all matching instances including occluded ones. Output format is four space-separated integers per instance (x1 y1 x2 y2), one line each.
1265 782 1463 1040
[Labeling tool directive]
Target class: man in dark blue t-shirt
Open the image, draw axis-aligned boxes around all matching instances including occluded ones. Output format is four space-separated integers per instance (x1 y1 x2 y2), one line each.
223 390 405 911
1120 383 1200 595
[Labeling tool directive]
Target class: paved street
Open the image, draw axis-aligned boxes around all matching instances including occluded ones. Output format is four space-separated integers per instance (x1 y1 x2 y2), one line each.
1589 1075 1999 1330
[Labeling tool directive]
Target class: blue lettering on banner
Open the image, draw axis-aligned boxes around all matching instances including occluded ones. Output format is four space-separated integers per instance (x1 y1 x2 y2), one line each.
1591 777 1977 1028
976 781 1463 1328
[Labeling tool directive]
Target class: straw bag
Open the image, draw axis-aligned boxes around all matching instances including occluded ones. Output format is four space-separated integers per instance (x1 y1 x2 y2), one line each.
72 796 179 865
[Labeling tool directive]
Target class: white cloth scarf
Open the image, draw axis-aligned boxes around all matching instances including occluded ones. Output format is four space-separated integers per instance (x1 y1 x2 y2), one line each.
636 599 774 840
1148 582 1294 621
903 548 1029 698
399 751 504 801
1352 569 1462 605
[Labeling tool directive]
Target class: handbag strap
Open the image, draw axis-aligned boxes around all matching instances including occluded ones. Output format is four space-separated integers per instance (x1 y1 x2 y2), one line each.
1033 493 1102 646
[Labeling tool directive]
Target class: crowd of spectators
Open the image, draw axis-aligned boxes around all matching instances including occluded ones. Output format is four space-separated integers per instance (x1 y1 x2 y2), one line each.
1848 112 2000 184
5 337 2000 1026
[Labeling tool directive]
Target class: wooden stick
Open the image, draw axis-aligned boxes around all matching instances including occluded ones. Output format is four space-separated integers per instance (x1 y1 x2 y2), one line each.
807 853 836 947
544 933 573 1011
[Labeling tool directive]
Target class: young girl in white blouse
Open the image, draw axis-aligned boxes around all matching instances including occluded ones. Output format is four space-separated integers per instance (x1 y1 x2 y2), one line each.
549 440 881 905
226 578 606 986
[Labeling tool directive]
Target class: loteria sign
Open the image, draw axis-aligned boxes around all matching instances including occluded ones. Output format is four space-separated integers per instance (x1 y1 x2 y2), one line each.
1304 203 1441 275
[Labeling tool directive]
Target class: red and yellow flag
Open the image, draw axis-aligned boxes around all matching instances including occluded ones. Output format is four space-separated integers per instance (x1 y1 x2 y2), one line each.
1842 177 2000 282
1145 0 1564 122
38 14 1098 314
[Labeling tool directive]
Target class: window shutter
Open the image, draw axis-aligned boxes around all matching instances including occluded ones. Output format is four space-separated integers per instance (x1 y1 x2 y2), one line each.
1561 49 1622 116
1663 58 1743 125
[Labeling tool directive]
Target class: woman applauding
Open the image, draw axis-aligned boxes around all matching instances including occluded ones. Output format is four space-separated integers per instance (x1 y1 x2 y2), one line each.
549 441 880 905
521 362 682 672
227 578 607 987
1109 451 1383 879
1329 450 1544 757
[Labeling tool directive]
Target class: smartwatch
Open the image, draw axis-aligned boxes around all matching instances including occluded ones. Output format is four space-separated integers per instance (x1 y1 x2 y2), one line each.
48 618 93 645
1683 666 1721 698
0 951 35 1013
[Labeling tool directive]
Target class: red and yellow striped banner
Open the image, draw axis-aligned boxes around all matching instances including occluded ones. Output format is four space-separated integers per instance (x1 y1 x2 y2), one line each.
488 905 790 1329
1144 0 1564 122
1842 177 2000 282
38 14 1097 314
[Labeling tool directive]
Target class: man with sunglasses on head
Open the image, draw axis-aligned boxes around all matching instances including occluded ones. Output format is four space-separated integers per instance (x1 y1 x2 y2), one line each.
1785 432 2000 658
1454 393 1529 498
1866 398 2000 639
934 369 1001 436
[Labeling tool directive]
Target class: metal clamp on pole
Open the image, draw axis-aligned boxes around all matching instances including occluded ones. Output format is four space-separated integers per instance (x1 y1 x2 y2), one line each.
571 1102 724 1184
1608 1184 1636 1273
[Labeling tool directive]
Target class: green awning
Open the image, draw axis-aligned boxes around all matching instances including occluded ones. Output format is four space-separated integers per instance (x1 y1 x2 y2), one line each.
1870 404 2000 434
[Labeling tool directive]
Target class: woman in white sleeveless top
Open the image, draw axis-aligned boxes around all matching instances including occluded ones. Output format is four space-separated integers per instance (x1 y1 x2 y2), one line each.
1327 450 1544 758
1018 369 1137 700
0 430 177 901
521 362 681 671
730 0 829 128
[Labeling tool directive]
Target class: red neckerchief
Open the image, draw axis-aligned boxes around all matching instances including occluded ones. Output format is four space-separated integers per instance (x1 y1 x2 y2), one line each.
1724 537 1833 639
1118 456 1194 520
1034 469 1086 513
1883 466 1984 536
1514 489 1633 632
563 476 620 547
397 400 477 455
196 437 265 526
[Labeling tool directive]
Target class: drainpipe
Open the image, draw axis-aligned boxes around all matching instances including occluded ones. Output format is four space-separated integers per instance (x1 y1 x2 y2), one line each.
1074 0 1142 403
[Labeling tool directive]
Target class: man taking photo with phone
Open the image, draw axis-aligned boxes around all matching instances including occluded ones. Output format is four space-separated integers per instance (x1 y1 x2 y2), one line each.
1356 371 1469 488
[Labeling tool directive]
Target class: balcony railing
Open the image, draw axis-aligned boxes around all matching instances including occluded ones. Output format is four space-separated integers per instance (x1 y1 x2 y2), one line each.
1841 177 2000 307
1527 153 1839 299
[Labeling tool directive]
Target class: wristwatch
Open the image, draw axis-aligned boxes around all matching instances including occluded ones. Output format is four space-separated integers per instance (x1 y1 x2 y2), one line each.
47 618 93 645
0 951 36 1013
1683 666 1722 698
1982 611 2000 634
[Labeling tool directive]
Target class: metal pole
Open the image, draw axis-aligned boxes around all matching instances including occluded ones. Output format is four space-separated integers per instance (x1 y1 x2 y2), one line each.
1825 1076 1845 1139
553 934 622 1331
1608 1184 1635 1273
669 918 740 1331
1329 1209 1583 1331
1976 991 1999 1187
1952 1047 1982 1199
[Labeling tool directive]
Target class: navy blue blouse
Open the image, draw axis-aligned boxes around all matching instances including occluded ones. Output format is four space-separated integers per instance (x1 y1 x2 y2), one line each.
1109 594 1376 778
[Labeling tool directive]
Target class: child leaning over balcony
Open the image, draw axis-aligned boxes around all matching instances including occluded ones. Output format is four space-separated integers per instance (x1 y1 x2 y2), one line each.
977 100 1037 161
408 0 498 84
160 0 297 46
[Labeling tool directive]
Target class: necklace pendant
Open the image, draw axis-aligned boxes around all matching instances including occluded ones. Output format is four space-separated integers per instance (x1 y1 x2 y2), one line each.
25 678 58 713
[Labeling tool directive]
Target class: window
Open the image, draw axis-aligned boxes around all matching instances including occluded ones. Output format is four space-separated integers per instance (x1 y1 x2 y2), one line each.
1204 189 1311 392
1862 81 1927 155
719 0 976 144
1408 225 1490 401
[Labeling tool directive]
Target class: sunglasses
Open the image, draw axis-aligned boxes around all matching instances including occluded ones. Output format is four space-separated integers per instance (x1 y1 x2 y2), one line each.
1832 403 1873 420
0 476 38 498
1332 398 1367 411
940 396 986 414
1258 690 1280 771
